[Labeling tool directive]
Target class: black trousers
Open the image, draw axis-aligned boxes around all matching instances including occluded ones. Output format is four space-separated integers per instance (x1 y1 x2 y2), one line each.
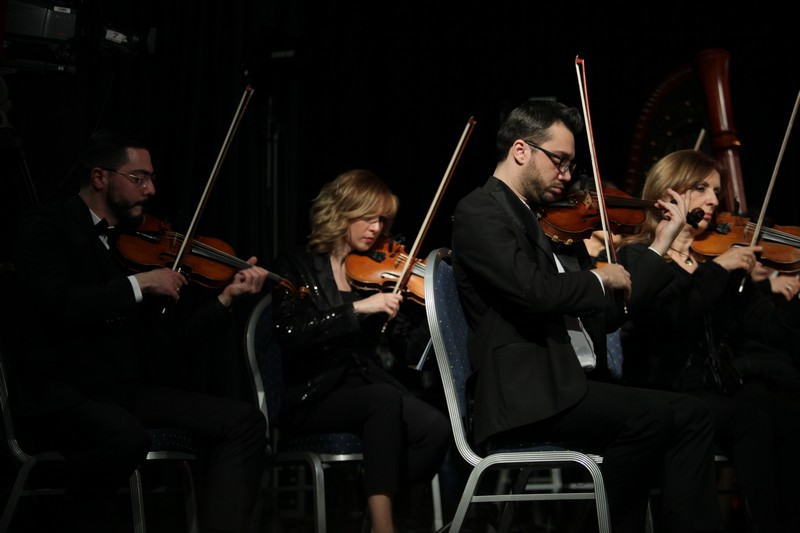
491 380 721 533
21 383 267 533
692 381 800 533
285 378 451 498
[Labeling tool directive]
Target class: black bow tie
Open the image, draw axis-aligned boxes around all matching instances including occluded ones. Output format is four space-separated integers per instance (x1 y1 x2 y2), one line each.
95 219 119 242
94 218 109 234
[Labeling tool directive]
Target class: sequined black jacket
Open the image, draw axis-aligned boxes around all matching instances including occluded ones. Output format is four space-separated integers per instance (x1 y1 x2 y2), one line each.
271 246 426 413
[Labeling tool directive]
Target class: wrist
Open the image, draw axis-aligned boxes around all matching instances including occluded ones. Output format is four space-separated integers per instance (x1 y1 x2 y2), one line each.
217 293 233 309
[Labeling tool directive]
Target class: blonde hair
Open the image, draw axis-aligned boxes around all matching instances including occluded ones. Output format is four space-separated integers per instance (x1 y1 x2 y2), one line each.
625 150 726 246
307 169 399 254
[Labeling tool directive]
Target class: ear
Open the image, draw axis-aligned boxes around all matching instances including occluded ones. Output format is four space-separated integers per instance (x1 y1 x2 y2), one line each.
89 167 107 190
512 140 530 164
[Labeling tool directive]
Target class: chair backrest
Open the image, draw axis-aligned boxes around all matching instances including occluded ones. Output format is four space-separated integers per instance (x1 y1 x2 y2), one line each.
423 247 482 467
243 293 281 442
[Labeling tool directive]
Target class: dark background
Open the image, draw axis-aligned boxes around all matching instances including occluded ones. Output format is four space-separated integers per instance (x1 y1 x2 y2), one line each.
1 0 798 271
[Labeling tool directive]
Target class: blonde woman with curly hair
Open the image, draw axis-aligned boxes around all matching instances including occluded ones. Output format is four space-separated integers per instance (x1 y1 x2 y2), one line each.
272 169 450 533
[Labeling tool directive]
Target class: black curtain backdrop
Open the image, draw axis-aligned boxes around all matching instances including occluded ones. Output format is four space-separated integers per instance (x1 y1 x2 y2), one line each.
1 0 298 266
3 0 798 266
1 0 798 395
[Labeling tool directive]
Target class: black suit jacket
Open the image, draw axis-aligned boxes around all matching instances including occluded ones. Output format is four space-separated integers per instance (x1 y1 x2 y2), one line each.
12 194 233 416
271 247 422 414
452 177 671 444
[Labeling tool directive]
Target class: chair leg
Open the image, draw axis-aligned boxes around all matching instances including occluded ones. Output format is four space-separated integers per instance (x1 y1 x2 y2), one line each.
306 455 327 533
645 497 655 533
0 479 24 533
129 461 198 533
0 460 36 533
129 468 147 533
431 473 443 531
179 460 200 533
497 468 532 533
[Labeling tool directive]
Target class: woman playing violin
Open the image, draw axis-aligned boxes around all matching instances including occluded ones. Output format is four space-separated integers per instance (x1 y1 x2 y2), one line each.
271 169 450 533
618 149 800 533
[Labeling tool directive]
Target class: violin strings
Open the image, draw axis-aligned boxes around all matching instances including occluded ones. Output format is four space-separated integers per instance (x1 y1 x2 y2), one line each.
165 231 252 269
751 224 800 248
396 253 426 276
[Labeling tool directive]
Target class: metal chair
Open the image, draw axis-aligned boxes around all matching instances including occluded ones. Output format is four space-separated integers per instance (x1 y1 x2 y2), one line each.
243 292 443 533
0 346 200 533
422 247 611 533
0 268 200 533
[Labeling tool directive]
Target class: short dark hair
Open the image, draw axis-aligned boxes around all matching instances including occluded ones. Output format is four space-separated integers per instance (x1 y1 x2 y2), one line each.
495 99 583 162
77 129 149 184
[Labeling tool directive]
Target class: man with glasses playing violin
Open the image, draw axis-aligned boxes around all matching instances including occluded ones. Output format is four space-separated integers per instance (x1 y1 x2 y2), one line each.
450 99 723 533
11 129 270 532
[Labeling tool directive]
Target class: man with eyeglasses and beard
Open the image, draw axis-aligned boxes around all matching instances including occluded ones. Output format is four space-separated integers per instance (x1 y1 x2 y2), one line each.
11 129 270 533
450 99 723 533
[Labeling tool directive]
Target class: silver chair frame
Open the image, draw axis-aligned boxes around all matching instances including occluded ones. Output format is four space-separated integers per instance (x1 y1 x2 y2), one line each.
0 349 199 533
244 292 443 532
423 247 611 533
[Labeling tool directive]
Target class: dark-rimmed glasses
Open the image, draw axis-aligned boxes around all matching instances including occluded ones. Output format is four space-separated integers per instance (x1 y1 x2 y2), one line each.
524 141 577 175
100 168 156 189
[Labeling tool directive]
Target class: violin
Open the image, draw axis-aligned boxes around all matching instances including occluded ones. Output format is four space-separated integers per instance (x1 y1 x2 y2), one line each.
345 235 425 305
115 214 287 288
691 212 800 273
345 116 475 313
539 185 705 245
692 91 800 284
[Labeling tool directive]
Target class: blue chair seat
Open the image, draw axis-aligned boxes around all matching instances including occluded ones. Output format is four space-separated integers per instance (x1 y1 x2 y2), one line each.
280 432 363 455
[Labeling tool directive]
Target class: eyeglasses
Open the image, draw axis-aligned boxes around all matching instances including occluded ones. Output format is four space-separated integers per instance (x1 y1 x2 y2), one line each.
524 141 577 175
101 168 156 189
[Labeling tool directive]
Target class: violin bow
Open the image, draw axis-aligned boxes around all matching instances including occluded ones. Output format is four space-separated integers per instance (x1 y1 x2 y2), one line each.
574 57 615 263
738 88 800 292
390 117 477 298
575 56 628 312
380 116 476 332
693 128 706 151
170 85 255 276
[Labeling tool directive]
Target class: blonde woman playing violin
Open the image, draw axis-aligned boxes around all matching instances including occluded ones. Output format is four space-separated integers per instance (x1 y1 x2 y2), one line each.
271 169 450 533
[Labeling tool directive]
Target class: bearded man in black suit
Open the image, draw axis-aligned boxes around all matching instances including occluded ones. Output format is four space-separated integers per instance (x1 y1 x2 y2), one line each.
12 129 269 533
451 99 722 533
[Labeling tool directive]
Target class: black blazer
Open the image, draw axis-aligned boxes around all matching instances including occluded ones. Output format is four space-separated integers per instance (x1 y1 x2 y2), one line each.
271 247 424 414
619 242 800 391
12 195 233 416
452 177 671 444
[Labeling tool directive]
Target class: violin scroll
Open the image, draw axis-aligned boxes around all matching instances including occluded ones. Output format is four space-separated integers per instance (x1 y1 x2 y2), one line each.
686 208 705 229
273 276 311 299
